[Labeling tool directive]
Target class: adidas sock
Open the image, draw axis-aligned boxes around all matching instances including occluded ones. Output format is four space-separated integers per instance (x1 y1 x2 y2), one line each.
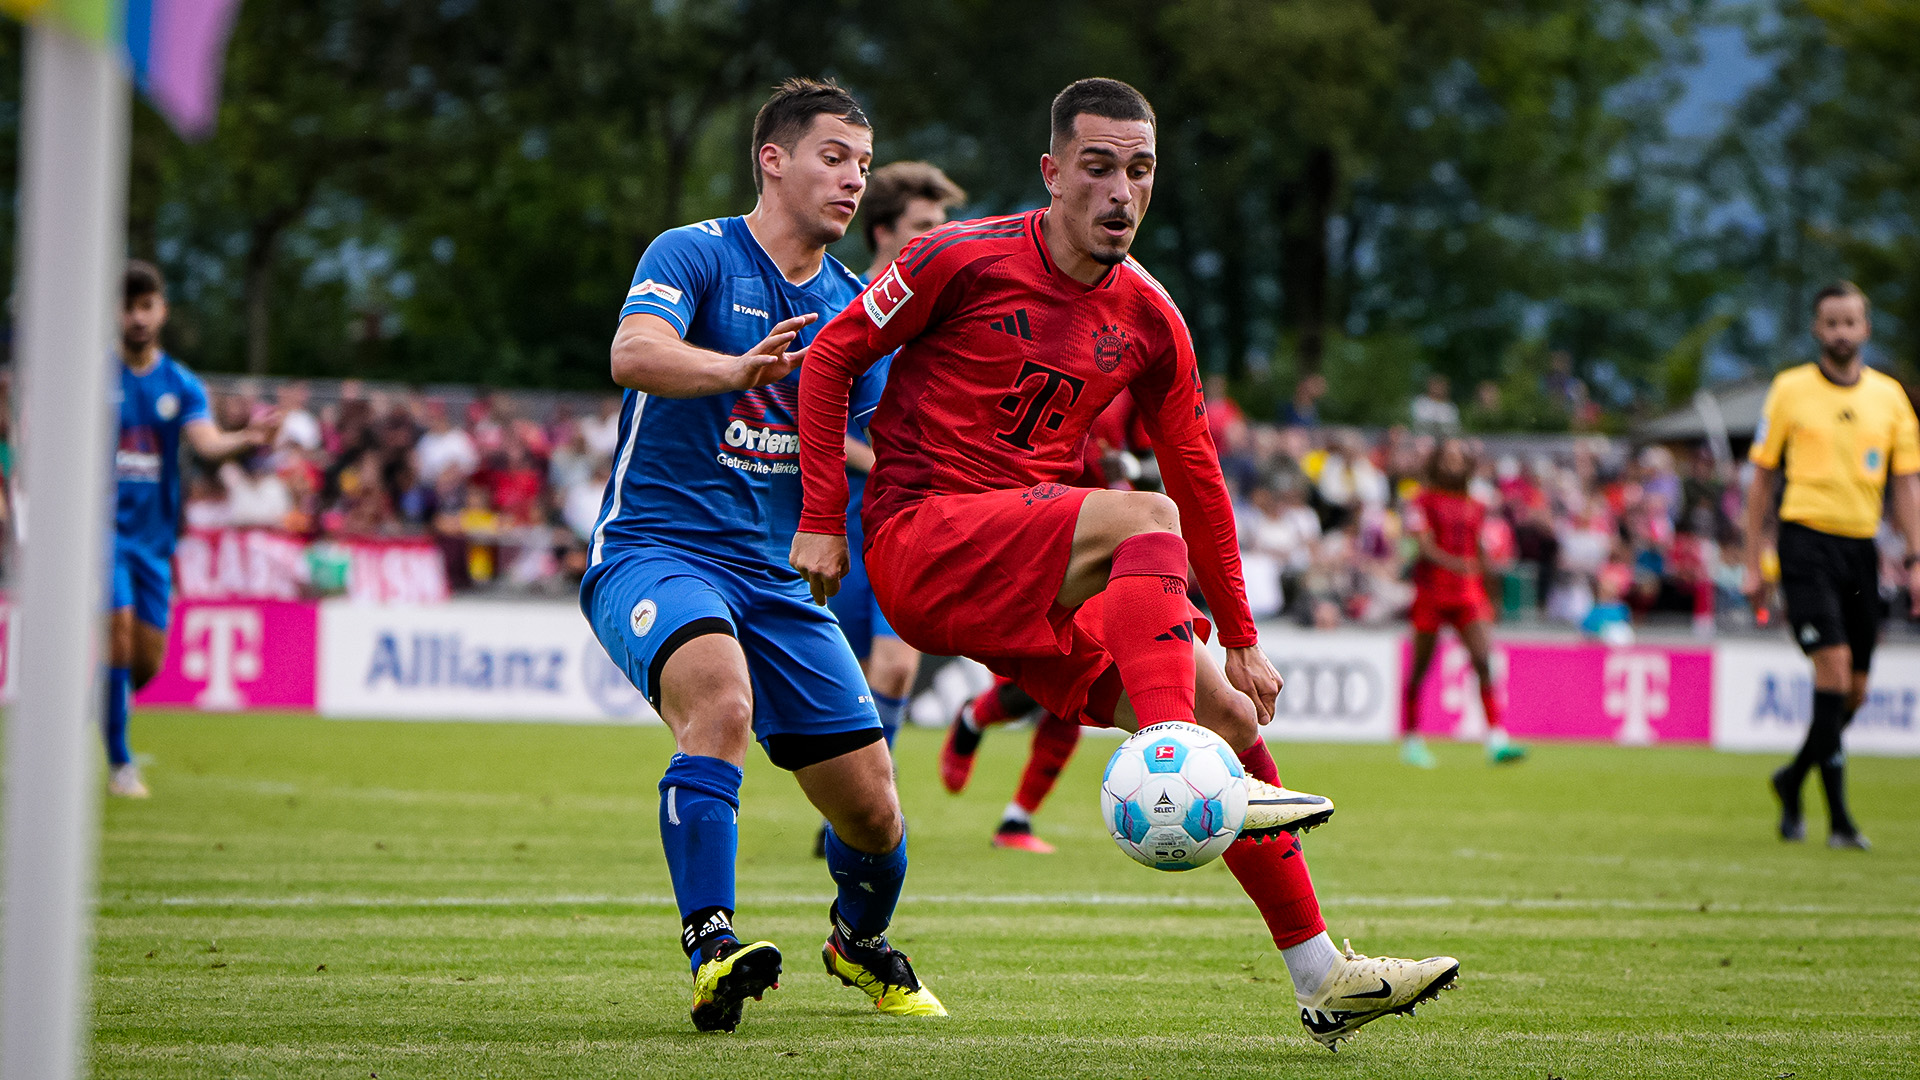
1013 711 1082 814
659 753 743 972
1281 931 1342 998
1784 690 1847 789
104 667 133 767
1102 533 1197 727
1479 679 1503 733
1000 802 1031 826
1224 831 1327 953
873 692 906 749
824 826 907 960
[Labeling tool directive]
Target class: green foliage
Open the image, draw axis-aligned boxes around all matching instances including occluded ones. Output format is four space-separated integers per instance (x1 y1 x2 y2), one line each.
7 0 1918 406
94 713 1920 1078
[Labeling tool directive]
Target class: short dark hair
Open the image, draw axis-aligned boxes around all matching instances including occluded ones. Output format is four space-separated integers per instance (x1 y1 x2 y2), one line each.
1812 280 1869 318
1050 78 1155 153
124 260 165 307
861 161 967 249
750 77 870 193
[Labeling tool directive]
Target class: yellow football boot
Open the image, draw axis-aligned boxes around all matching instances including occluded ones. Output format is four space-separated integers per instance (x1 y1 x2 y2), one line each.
689 939 782 1032
822 934 947 1017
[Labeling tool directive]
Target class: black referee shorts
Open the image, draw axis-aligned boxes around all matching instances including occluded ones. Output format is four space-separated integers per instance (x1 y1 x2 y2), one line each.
1778 521 1882 670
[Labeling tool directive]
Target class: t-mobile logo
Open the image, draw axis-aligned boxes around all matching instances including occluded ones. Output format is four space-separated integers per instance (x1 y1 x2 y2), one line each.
179 607 264 710
994 360 1086 452
1604 651 1670 746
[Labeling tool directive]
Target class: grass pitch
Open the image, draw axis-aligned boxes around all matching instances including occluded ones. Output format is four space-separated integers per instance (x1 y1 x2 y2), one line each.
96 712 1920 1079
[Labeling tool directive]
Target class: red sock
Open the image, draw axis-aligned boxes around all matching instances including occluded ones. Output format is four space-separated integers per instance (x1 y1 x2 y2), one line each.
1223 832 1326 949
1014 712 1082 813
1237 740 1282 786
968 680 1015 730
1101 533 1197 727
1479 681 1502 730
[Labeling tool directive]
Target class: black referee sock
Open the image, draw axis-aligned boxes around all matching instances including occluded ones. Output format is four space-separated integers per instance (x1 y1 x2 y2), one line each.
1819 703 1860 836
1789 691 1848 777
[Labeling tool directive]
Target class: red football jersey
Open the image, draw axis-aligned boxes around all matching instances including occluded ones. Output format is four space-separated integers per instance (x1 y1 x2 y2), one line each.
1408 488 1485 598
798 210 1255 647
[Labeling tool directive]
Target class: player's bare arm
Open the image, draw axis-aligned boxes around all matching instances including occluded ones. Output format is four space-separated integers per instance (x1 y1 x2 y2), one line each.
1741 463 1779 604
184 409 281 462
612 310 815 398
1895 471 1920 615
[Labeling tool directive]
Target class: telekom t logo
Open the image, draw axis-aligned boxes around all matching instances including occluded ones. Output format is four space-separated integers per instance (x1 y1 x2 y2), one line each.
180 607 263 710
1604 651 1670 746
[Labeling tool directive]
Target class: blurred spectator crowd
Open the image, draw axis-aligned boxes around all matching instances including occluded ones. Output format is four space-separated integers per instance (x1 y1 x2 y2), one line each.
1208 379 1916 638
180 379 620 595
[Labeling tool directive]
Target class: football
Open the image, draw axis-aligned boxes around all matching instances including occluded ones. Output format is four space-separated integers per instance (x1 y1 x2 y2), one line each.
1100 722 1249 871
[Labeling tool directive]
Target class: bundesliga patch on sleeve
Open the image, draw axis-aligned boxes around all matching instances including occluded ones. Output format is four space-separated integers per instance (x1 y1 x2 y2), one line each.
628 279 684 305
863 265 914 328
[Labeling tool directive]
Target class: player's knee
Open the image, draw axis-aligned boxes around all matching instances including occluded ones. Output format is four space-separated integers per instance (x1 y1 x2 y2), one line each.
835 796 903 853
1212 691 1259 753
866 646 918 700
682 688 754 741
1118 490 1180 537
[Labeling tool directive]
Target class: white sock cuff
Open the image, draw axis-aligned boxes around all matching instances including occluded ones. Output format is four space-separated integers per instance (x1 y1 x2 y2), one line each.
1281 931 1341 998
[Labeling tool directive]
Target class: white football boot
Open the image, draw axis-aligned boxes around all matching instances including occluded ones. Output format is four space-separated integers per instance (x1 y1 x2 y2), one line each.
1296 939 1459 1050
1238 778 1334 840
107 763 150 799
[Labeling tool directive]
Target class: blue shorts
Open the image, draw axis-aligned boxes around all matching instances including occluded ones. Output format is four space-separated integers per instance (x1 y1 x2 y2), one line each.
112 540 174 630
828 543 896 662
583 545 879 745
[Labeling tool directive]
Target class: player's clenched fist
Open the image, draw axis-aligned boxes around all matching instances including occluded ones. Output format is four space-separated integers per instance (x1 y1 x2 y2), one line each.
789 530 850 604
1224 646 1283 726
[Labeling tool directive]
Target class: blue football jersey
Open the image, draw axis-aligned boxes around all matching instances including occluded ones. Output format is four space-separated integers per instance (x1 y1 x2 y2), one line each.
586 217 887 578
115 353 210 554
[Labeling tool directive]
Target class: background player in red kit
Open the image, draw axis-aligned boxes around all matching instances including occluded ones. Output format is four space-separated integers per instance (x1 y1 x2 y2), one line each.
1401 438 1528 767
791 77 1458 1050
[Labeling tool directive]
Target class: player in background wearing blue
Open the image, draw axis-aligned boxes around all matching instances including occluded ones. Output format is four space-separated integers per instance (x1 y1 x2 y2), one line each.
108 261 278 797
581 79 945 1031
810 160 968 858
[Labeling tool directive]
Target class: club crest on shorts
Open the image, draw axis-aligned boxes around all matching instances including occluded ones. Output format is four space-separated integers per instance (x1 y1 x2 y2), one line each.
1798 623 1819 646
155 392 180 421
630 598 658 637
1022 482 1069 506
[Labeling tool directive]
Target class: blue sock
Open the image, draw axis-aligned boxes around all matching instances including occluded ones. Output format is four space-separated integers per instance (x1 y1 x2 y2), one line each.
873 692 907 749
825 824 907 959
104 668 133 767
658 753 742 972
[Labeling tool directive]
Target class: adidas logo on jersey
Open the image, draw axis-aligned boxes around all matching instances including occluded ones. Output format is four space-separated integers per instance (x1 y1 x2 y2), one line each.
987 309 1033 340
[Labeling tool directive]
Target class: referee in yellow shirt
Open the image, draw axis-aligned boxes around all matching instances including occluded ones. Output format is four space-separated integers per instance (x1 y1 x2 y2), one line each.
1743 281 1920 850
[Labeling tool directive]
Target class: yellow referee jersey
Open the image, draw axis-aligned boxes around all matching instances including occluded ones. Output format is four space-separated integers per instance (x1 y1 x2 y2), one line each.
1749 363 1920 539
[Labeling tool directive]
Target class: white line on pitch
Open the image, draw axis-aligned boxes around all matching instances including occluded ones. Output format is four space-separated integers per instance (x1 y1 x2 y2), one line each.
113 893 1920 917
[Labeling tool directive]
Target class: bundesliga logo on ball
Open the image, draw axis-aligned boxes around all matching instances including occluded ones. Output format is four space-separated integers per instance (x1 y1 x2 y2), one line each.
1100 722 1248 871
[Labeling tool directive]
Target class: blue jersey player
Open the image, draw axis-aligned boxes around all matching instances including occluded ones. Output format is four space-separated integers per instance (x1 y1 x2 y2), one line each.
805 161 967 859
581 79 944 1030
107 261 277 798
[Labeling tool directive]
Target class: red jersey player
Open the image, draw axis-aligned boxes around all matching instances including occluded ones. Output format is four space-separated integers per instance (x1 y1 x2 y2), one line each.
791 78 1457 1050
1401 438 1527 767
940 389 1154 854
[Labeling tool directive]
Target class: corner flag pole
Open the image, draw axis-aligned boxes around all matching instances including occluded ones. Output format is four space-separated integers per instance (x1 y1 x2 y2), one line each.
1 24 129 1080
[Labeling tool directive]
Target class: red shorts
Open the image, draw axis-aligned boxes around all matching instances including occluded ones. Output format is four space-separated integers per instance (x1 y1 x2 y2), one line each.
866 485 1209 724
1409 587 1494 635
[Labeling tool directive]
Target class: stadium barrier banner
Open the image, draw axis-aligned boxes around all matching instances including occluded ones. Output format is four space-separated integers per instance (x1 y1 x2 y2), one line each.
316 600 658 724
1403 638 1714 745
136 600 320 711
174 528 450 605
1249 628 1401 743
1712 640 1920 758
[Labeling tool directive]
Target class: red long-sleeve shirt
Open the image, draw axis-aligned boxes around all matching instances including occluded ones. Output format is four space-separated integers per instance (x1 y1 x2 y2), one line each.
796 210 1256 648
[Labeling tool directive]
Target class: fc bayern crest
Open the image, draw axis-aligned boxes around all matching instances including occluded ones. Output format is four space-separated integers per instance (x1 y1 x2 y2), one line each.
1092 324 1129 373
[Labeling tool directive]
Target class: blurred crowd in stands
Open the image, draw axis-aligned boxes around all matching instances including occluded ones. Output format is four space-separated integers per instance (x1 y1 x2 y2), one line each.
1208 378 1916 638
175 379 619 595
0 372 1890 634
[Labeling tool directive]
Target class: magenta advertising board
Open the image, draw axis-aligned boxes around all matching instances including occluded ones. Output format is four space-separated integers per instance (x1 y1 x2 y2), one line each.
1402 638 1713 744
136 600 319 712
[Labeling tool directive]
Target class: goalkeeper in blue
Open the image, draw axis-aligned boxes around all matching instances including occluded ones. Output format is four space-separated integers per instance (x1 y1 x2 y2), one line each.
580 79 944 1031
108 260 278 798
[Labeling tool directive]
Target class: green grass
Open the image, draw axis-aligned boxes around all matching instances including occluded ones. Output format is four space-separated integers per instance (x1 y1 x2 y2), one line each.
95 712 1920 1079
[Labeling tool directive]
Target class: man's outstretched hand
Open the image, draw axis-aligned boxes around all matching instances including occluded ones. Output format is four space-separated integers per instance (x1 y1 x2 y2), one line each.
790 530 851 605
